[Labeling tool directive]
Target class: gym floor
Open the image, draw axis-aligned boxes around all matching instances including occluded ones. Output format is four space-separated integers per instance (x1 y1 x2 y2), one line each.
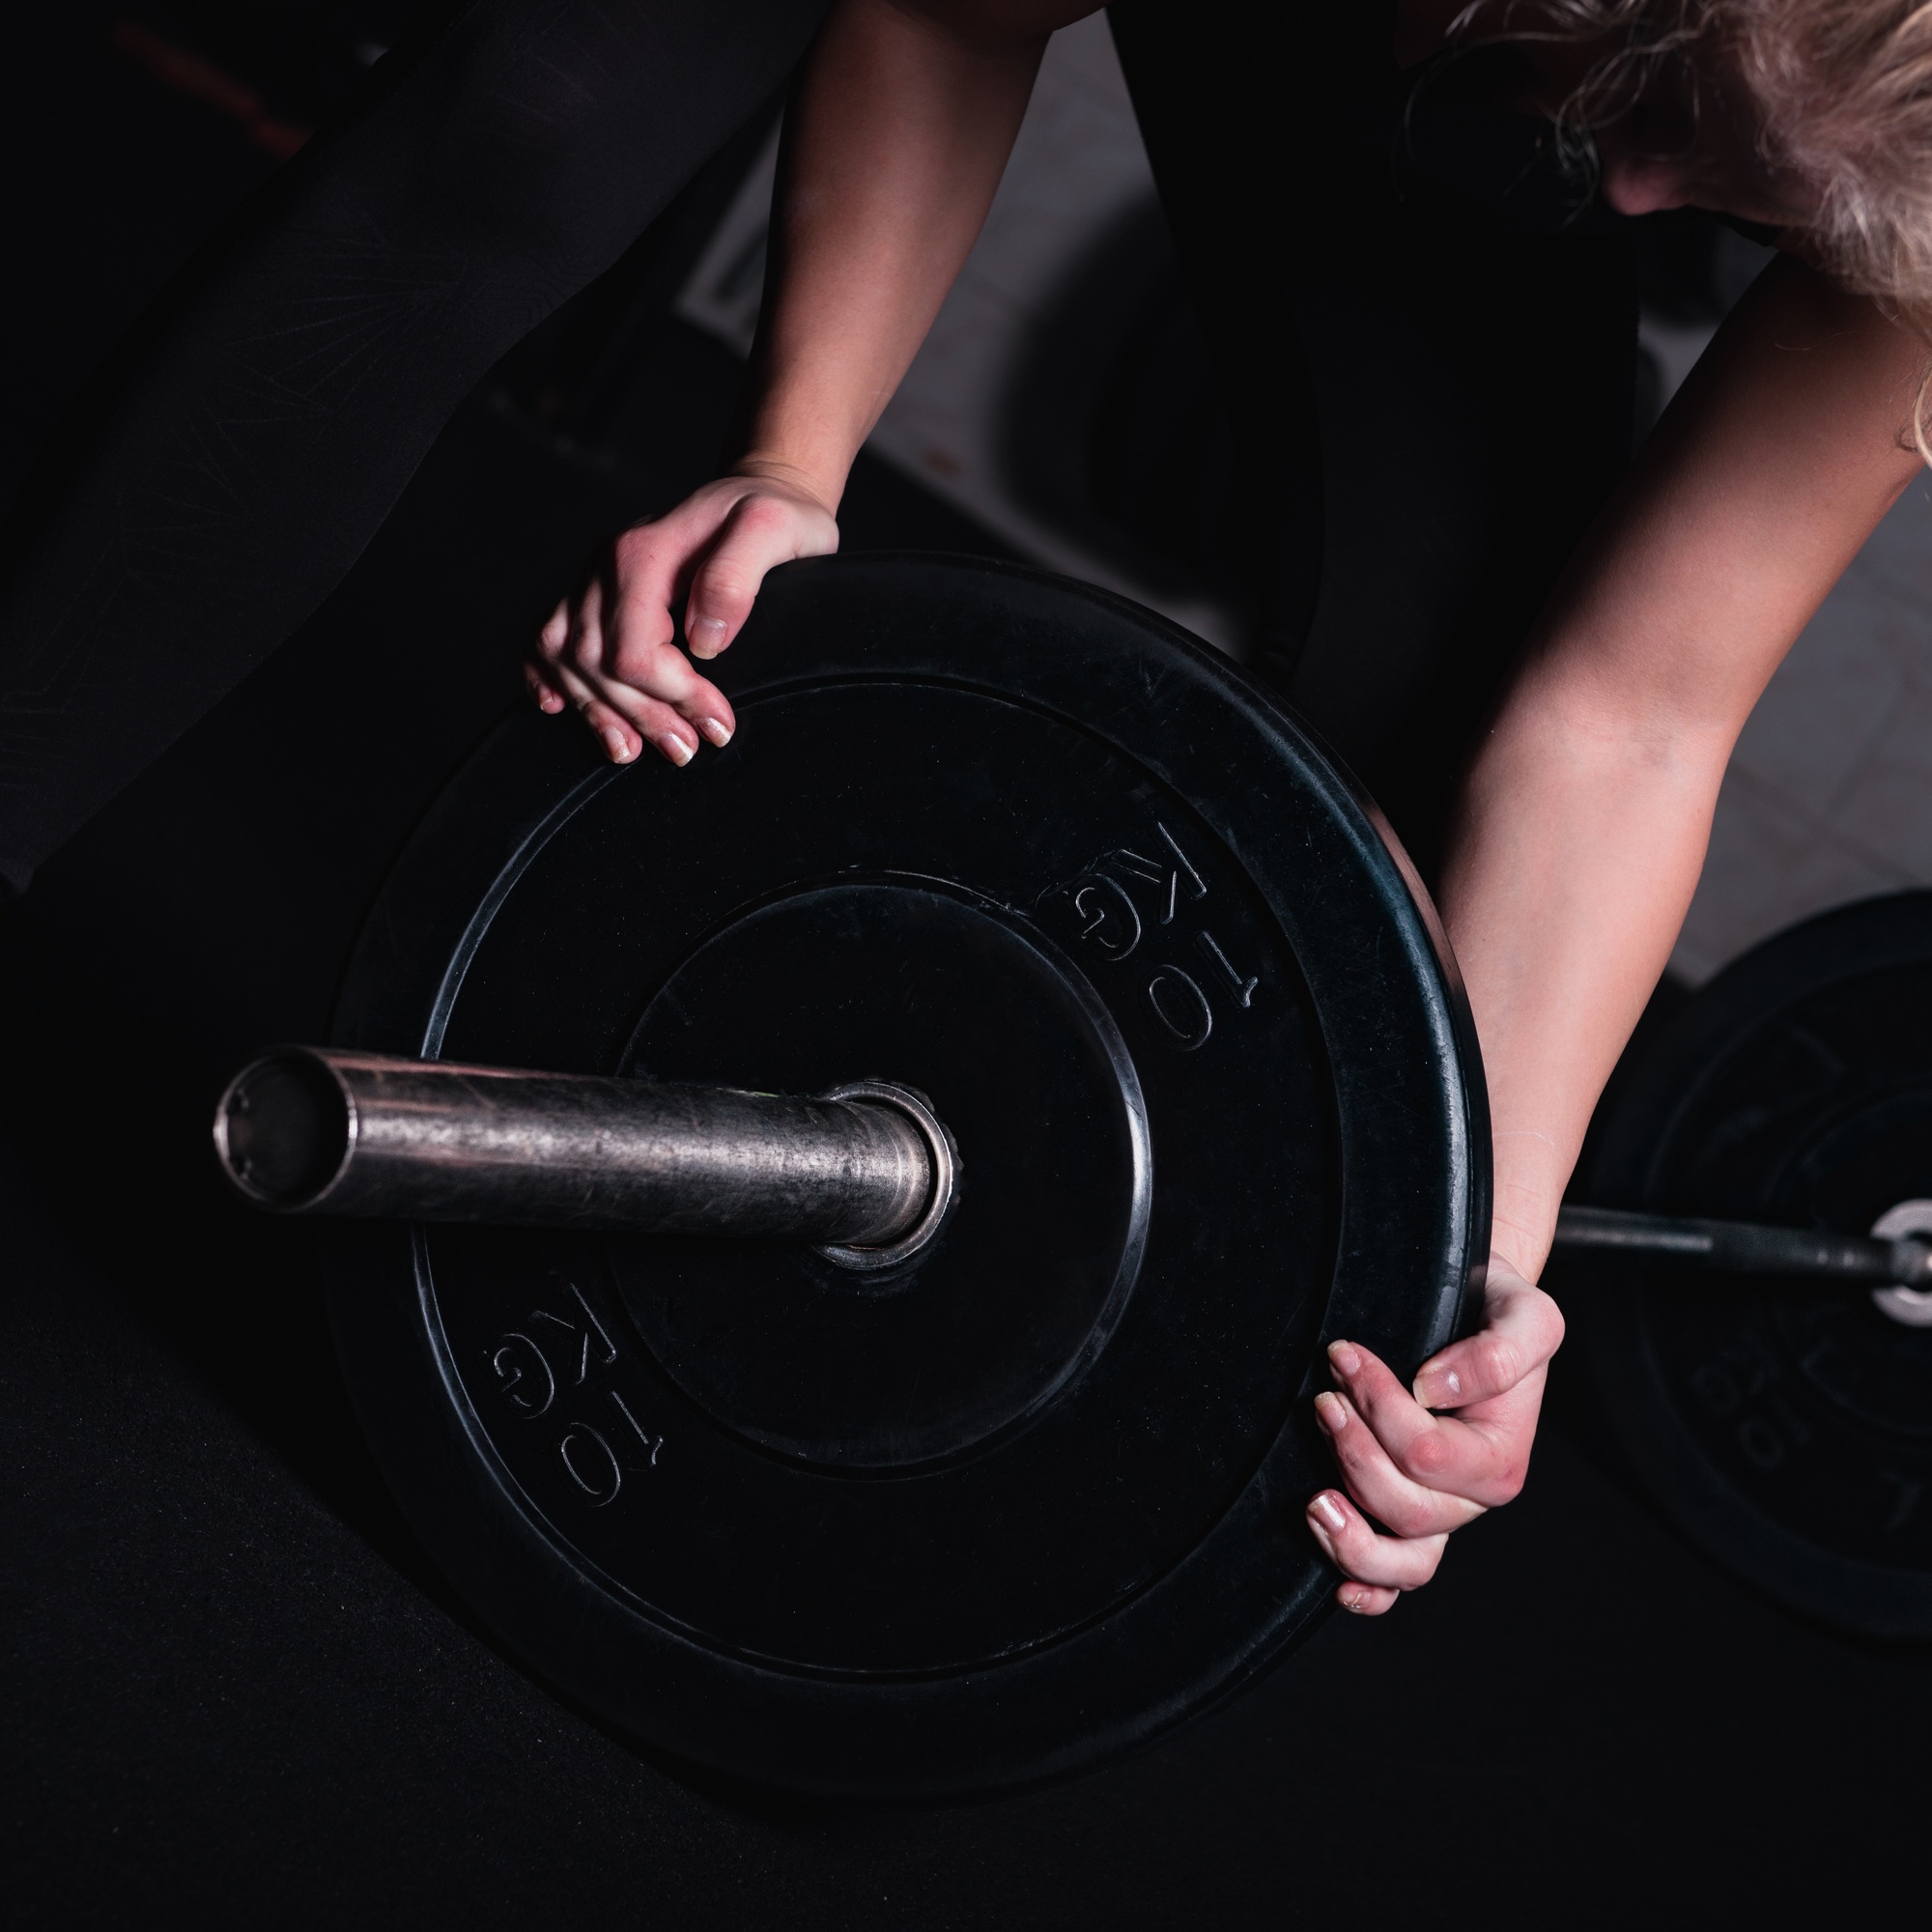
3 11 1928 1925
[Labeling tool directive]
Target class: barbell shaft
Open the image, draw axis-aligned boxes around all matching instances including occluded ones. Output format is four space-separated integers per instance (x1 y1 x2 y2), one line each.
1552 1204 1932 1289
213 1047 942 1245
216 1050 1926 1283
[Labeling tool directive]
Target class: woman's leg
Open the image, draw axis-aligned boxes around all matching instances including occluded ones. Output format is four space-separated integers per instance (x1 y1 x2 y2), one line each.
0 0 827 896
1109 0 1635 866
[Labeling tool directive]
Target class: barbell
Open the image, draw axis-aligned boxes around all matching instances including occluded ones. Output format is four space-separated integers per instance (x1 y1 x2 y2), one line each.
216 555 1932 1797
213 1043 1932 1301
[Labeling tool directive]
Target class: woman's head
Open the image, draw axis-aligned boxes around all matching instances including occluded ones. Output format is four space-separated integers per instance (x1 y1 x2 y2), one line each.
1463 0 1932 308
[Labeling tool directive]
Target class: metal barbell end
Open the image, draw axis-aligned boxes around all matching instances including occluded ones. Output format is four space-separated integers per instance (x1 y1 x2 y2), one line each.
213 1047 955 1258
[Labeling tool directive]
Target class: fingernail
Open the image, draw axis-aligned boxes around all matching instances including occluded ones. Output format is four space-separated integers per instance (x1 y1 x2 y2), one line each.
689 615 728 652
657 732 695 767
1340 1586 1373 1614
1327 1341 1362 1378
696 717 732 748
1309 1492 1347 1534
1313 1391 1348 1435
1417 1366 1463 1406
602 727 634 763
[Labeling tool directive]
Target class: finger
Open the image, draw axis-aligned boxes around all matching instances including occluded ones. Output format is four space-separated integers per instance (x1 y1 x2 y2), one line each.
557 570 714 766
685 492 836 658
561 572 609 680
532 592 579 713
563 586 689 761
597 684 700 765
606 517 706 661
1305 1489 1447 1591
569 648 724 760
547 658 668 766
1412 1270 1565 1411
1313 1390 1486 1538
603 627 736 750
523 659 567 716
1328 1340 1540 1508
1337 1581 1401 1616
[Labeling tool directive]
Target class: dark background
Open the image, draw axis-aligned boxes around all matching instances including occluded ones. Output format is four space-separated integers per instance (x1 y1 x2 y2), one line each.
2 10 1924 1925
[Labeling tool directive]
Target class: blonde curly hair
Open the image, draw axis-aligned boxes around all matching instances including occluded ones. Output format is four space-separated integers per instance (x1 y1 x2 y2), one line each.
1463 0 1932 310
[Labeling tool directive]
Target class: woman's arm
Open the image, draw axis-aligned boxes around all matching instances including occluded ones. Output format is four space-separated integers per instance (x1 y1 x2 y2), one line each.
1453 261 1923 1280
738 0 1078 520
1304 258 1928 1612
527 0 1090 763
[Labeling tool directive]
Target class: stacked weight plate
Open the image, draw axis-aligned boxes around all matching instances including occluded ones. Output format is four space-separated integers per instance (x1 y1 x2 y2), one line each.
1573 893 1932 1639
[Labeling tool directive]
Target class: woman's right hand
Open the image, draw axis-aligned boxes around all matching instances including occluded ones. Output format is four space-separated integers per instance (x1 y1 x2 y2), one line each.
527 468 839 766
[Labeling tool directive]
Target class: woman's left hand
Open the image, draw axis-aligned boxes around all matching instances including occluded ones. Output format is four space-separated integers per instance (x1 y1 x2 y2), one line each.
1302 1254 1565 1614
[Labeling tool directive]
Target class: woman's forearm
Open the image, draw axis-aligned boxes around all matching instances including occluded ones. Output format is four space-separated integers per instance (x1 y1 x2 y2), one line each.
738 0 1085 506
1441 667 1733 1277
1441 259 1925 1279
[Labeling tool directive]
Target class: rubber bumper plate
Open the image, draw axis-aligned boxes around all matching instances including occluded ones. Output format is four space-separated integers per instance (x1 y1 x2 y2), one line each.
322 554 1488 1796
1575 892 1932 1639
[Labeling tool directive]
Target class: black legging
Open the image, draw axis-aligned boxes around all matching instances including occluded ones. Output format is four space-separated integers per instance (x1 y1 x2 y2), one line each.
1110 0 1635 862
0 0 827 897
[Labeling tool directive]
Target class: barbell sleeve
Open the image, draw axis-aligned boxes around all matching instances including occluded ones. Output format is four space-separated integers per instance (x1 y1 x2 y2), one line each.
1552 1204 1932 1289
213 1046 952 1247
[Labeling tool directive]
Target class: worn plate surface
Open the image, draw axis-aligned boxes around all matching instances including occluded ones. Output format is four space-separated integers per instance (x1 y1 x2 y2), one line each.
322 554 1486 1795
1575 893 1932 1638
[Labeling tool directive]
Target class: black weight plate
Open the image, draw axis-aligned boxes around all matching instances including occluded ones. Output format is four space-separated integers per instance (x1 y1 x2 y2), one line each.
1575 892 1932 1638
322 554 1486 1794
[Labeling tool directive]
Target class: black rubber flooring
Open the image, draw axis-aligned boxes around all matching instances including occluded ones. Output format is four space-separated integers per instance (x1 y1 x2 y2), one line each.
3 12 1928 1925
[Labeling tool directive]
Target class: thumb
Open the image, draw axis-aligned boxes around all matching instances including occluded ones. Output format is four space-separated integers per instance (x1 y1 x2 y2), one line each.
1411 1255 1564 1411
686 490 838 658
